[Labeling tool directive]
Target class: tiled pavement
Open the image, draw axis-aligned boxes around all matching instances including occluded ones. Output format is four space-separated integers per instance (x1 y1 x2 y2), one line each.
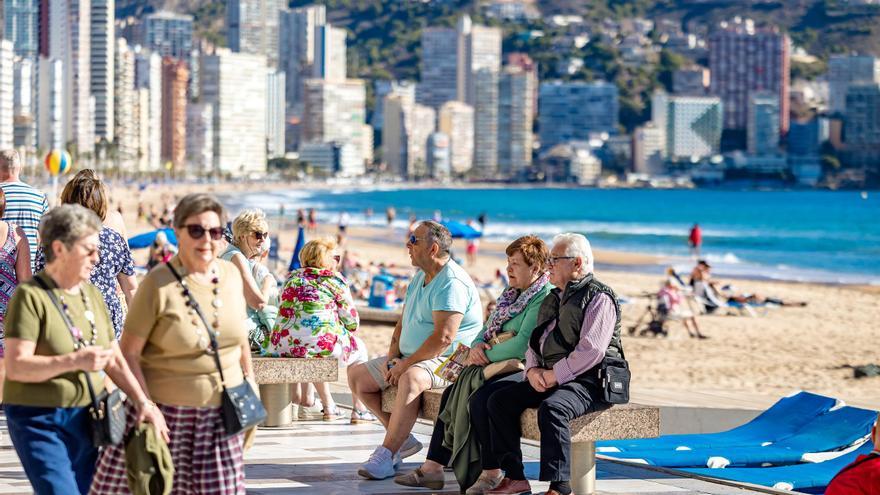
0 410 768 494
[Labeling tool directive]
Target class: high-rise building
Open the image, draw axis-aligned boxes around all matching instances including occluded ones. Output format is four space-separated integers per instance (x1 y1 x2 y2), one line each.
266 69 285 158
114 38 136 167
828 55 880 115
13 56 36 148
461 20 502 105
438 101 474 175
302 78 366 174
427 132 451 179
134 47 161 171
382 94 435 178
708 19 790 134
672 66 709 95
36 56 64 150
372 80 416 131
418 27 458 108
201 50 268 175
0 40 14 149
90 0 113 141
843 82 880 167
632 124 665 175
747 92 780 155
278 5 325 115
41 0 93 153
652 91 723 161
313 24 346 81
462 21 502 175
139 11 193 64
161 57 188 170
498 64 536 177
538 81 619 149
787 117 828 156
3 0 39 60
186 102 213 173
227 0 282 67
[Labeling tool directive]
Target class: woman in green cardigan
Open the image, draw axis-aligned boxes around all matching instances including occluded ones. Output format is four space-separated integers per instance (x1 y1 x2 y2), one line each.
394 235 551 494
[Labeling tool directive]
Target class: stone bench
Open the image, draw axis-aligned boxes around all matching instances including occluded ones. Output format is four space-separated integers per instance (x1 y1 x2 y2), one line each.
382 387 659 495
355 304 402 324
253 356 338 426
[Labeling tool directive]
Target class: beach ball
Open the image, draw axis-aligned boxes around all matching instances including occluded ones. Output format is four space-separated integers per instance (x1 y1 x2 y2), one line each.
44 150 72 176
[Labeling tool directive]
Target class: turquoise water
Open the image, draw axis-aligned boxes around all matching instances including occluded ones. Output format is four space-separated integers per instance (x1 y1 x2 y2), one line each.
230 187 880 285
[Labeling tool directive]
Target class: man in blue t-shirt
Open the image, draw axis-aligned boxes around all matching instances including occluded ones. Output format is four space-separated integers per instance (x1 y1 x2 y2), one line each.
350 220 483 480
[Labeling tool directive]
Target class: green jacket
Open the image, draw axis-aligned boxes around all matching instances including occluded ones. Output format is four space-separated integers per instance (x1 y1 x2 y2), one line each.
125 422 174 495
471 283 552 362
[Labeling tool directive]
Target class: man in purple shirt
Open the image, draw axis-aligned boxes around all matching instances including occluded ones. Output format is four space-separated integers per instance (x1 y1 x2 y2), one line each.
485 233 623 495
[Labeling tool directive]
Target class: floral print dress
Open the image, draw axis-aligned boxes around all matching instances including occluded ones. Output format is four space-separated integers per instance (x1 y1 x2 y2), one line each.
262 267 361 364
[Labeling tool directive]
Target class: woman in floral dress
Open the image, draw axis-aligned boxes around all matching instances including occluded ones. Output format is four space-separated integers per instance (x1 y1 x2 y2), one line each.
263 237 374 423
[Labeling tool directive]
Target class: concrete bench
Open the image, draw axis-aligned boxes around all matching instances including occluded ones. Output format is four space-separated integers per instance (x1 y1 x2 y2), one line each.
382 387 659 495
355 304 402 324
253 356 338 426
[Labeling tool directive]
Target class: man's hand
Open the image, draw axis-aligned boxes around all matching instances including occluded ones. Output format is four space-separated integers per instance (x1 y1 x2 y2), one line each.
540 368 558 389
526 367 548 392
384 358 408 386
465 343 491 366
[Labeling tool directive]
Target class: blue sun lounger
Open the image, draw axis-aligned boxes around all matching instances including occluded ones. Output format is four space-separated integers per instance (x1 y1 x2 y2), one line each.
601 404 877 468
597 391 837 454
682 442 874 492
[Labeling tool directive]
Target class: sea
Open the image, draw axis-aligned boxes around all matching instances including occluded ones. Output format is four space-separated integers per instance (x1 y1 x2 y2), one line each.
227 186 880 286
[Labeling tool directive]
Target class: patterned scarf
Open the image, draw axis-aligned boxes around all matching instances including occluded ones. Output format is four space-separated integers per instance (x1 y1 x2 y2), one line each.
483 272 550 341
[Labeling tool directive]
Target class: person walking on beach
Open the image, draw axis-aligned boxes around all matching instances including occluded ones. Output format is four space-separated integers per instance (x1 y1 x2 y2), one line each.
307 208 318 232
688 223 702 258
386 206 396 227
0 150 48 270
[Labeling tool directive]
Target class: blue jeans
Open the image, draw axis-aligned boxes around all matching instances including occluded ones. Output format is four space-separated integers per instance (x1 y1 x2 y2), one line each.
5 404 98 494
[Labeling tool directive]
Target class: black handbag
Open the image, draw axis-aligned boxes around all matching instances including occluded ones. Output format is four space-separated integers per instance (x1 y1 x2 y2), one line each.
34 276 126 447
166 263 267 435
598 352 631 405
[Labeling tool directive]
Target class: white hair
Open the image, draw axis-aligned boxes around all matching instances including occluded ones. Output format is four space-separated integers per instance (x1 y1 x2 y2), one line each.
552 233 594 273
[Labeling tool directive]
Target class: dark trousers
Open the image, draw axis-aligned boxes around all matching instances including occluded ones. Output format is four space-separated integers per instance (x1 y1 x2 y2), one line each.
5 404 98 494
426 371 524 467
486 378 607 482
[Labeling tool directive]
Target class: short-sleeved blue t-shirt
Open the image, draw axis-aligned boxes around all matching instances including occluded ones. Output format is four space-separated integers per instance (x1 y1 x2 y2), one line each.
399 259 483 357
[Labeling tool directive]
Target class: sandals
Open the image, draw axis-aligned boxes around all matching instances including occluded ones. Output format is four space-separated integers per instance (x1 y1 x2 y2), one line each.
323 406 344 421
350 409 377 424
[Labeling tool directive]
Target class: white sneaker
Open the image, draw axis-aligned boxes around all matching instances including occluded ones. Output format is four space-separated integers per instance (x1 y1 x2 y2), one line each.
398 434 423 459
358 446 396 480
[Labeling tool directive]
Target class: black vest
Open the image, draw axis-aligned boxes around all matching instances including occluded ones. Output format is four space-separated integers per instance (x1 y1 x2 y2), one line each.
528 274 623 384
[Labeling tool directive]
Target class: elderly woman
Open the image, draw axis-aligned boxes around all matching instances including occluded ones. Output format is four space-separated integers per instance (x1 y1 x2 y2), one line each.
35 175 137 338
264 237 373 423
3 205 166 494
90 194 254 494
480 233 623 495
221 209 277 349
394 235 552 493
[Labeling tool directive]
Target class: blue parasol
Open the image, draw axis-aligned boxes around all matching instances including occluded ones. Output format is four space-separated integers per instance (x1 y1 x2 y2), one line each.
128 228 177 250
288 226 305 272
441 220 482 240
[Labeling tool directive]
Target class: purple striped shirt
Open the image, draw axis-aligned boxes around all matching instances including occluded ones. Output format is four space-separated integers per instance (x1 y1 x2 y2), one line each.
525 292 616 385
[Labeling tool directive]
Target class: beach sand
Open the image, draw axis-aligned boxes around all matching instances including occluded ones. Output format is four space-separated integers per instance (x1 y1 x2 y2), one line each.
114 181 880 410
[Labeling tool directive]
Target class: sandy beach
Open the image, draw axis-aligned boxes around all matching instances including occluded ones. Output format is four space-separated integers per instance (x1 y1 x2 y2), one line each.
111 180 880 411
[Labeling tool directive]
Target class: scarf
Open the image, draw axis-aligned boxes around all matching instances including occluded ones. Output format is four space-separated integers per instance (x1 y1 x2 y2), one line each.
483 272 550 341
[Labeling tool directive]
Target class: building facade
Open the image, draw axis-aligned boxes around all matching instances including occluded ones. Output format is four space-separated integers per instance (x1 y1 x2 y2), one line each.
438 100 474 175
498 64 536 177
90 0 113 141
278 5 326 115
652 91 723 161
301 78 366 174
185 102 213 173
140 11 193 64
747 92 780 155
383 94 436 178
313 24 346 81
0 40 14 149
161 56 188 170
418 27 458 109
828 55 880 115
538 81 619 149
266 68 285 158
227 0 282 67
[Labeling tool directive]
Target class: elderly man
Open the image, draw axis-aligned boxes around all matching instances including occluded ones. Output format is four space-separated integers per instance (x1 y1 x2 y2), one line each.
0 150 48 268
348 220 483 480
485 233 623 495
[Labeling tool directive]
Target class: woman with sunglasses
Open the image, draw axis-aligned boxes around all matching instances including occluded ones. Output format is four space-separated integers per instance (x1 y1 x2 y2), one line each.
91 193 254 494
263 237 375 423
221 209 277 350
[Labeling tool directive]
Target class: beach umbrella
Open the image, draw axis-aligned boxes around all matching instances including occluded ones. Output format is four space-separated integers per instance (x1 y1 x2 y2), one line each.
128 228 177 250
44 149 72 206
441 220 482 240
288 226 305 272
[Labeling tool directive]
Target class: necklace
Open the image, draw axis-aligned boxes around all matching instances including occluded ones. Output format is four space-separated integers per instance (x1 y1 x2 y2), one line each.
174 262 222 351
59 288 98 349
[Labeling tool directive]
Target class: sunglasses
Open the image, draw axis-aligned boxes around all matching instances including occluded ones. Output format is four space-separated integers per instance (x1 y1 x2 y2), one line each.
408 235 427 245
184 224 225 240
253 231 269 240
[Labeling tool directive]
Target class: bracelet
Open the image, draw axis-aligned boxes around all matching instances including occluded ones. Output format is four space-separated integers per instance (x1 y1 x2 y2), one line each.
138 399 156 411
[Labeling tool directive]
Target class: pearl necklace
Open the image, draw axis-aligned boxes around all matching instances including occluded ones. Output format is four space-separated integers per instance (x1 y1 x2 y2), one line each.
175 263 222 351
59 289 98 349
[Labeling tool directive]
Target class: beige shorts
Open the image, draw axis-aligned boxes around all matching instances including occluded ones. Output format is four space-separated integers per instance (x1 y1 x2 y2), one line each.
364 355 450 391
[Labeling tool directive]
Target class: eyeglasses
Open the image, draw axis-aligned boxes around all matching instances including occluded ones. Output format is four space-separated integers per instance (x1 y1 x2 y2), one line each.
253 231 269 240
548 256 577 266
408 234 427 245
184 224 225 240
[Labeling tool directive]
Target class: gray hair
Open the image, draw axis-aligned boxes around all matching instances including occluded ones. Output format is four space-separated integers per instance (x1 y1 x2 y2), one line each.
40 204 103 263
552 232 594 273
419 220 452 257
0 149 21 173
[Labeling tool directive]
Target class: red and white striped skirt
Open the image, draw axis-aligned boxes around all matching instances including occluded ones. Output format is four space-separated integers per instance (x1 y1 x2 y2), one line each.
90 403 245 494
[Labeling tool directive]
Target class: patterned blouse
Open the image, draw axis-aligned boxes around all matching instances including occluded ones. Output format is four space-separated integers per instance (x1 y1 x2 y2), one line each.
262 267 361 363
35 227 135 338
0 222 20 347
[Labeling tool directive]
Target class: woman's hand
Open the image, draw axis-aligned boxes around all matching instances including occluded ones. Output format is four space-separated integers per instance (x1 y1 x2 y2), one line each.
465 343 491 366
137 401 171 443
72 347 115 371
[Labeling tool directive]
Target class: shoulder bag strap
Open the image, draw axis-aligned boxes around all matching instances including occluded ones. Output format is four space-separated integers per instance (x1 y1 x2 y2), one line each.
32 275 103 410
165 262 228 390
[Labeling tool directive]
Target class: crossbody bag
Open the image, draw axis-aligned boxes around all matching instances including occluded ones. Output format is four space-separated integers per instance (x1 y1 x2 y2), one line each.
166 262 267 435
34 276 126 447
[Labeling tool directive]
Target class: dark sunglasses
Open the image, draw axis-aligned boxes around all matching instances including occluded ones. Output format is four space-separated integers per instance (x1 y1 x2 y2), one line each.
253 231 269 240
184 224 225 240
408 234 427 245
